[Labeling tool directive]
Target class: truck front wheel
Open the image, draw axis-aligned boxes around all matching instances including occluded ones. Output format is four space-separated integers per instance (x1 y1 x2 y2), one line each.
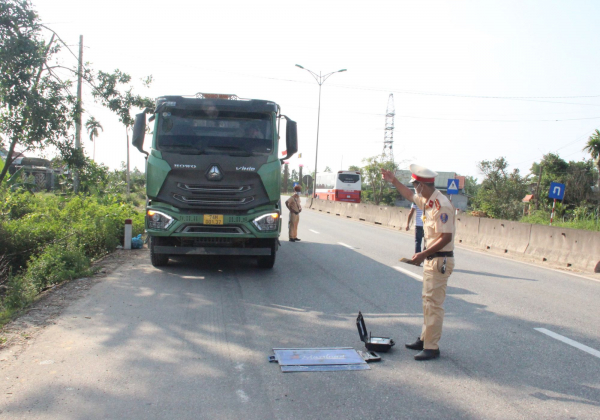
257 241 276 269
150 236 169 267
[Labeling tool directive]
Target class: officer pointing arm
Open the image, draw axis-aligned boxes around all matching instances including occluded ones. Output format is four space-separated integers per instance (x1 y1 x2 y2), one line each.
381 164 456 361
381 168 451 266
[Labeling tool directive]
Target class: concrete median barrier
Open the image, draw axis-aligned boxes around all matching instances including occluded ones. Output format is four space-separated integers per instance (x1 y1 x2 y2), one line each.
388 207 409 230
525 225 600 272
354 203 374 222
345 203 359 219
332 201 344 216
374 205 392 225
310 197 322 211
336 202 354 217
323 199 335 214
454 215 481 248
477 218 532 256
306 198 600 273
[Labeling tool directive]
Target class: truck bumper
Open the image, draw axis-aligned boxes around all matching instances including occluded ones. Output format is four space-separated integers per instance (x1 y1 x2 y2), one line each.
154 246 271 256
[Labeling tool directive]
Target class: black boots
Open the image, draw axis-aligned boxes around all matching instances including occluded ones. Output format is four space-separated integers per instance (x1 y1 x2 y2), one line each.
405 337 424 350
414 349 440 361
405 337 441 360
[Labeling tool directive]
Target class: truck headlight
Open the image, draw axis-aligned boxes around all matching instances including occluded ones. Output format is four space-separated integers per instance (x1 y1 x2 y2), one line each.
146 210 174 230
253 213 279 231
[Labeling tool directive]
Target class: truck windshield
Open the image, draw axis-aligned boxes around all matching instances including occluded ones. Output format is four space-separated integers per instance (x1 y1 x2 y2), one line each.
157 110 273 155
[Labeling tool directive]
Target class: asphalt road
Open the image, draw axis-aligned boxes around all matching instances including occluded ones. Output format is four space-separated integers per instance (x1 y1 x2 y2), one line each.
1 197 600 419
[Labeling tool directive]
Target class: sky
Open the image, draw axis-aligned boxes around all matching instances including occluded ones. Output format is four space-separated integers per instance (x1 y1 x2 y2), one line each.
32 0 600 180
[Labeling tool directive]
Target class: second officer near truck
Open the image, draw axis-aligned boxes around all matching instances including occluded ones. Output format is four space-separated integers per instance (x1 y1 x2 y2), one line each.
286 185 302 242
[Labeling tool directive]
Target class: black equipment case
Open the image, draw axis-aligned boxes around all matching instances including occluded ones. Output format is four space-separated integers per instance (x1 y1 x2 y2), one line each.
356 311 395 352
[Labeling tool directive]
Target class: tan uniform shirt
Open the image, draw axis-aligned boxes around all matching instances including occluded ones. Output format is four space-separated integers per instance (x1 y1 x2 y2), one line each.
286 194 302 213
413 189 455 252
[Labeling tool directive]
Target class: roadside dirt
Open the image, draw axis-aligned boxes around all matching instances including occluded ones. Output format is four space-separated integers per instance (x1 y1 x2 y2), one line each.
0 249 147 360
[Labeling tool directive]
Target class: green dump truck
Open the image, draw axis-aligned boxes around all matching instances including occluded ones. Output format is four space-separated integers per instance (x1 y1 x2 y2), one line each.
131 93 298 268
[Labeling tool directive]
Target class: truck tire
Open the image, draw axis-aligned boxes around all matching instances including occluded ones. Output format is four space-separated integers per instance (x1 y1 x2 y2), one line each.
150 236 169 267
257 241 276 269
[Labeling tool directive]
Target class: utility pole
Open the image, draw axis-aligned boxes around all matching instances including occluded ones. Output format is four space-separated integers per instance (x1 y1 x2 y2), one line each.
126 127 131 198
535 164 543 210
383 93 395 163
74 35 83 193
295 65 347 197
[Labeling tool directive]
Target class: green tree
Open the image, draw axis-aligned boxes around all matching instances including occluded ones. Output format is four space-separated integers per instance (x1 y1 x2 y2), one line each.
564 159 597 206
348 164 363 179
531 153 596 209
584 129 600 188
85 116 103 161
0 0 76 183
531 153 568 207
473 157 529 220
463 175 480 209
282 162 289 193
361 154 398 205
92 70 153 197
324 166 332 172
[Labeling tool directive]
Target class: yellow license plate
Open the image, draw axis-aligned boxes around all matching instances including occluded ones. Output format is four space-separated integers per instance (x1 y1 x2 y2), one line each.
203 214 223 225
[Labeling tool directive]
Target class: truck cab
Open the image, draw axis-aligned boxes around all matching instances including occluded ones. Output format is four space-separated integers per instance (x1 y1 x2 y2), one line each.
132 93 298 268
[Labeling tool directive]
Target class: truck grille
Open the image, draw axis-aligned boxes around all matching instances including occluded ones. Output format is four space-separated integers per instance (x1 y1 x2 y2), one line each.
181 237 236 246
177 183 252 194
180 225 247 234
172 194 255 206
154 156 270 210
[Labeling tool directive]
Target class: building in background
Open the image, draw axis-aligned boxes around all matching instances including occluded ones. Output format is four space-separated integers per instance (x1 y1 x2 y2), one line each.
394 169 468 211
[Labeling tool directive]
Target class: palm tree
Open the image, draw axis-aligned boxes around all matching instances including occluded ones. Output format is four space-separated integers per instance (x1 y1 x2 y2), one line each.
584 130 600 215
85 117 103 161
584 129 600 185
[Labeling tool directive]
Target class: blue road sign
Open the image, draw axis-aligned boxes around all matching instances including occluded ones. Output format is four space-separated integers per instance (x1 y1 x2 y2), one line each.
447 178 459 195
548 182 565 200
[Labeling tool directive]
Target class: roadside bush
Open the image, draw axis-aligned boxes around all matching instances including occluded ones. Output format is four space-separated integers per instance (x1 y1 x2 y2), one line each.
24 244 91 292
0 188 145 321
520 209 600 231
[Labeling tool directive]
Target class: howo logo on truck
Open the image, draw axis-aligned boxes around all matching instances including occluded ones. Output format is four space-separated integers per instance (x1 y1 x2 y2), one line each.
173 164 197 169
236 166 256 171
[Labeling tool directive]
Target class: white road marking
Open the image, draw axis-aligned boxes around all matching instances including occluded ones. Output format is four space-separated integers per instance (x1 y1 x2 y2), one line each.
309 229 320 234
392 266 422 281
534 328 600 359
337 242 355 250
236 389 250 403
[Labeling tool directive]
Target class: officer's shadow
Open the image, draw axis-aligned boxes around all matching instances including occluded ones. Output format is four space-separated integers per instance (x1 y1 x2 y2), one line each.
453 268 537 282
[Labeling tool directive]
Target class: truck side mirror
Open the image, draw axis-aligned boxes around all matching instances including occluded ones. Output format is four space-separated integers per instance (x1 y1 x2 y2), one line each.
132 113 148 156
280 116 298 160
286 119 298 156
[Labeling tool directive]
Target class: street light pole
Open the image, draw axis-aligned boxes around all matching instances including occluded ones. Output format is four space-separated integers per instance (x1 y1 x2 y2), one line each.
295 64 346 198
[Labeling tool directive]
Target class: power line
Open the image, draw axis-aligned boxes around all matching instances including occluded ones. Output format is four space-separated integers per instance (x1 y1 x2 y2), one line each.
285 103 600 122
145 63 600 107
329 82 600 100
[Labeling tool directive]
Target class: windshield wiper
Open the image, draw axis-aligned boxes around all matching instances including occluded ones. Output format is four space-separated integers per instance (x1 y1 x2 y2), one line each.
159 145 204 154
204 146 251 156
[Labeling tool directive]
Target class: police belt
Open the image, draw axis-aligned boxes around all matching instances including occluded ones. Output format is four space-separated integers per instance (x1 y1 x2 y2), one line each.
426 251 454 260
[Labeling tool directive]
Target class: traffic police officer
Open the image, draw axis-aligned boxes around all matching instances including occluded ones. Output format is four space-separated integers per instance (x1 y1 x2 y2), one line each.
381 164 455 361
286 185 302 242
